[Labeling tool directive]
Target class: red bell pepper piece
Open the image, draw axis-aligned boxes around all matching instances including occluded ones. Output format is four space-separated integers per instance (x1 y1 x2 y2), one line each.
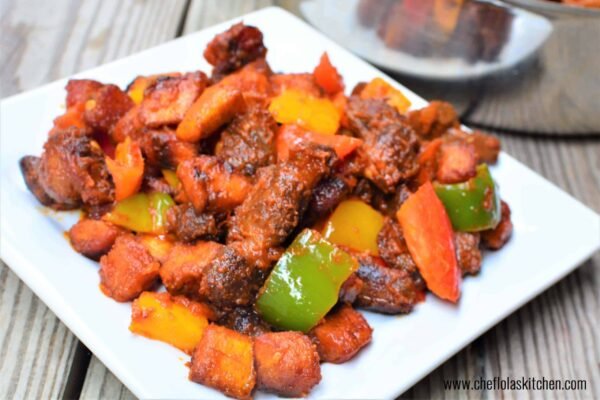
313 52 344 95
396 181 461 302
276 124 362 162
105 137 144 201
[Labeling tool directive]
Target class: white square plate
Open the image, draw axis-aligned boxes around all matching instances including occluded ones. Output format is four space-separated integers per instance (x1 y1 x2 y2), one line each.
1 7 598 399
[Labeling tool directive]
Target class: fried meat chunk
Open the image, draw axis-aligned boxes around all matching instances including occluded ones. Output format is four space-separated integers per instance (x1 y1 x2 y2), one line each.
190 325 256 400
309 304 372 364
227 147 332 268
99 234 160 302
346 97 419 192
204 22 267 80
215 107 277 175
355 253 424 314
69 219 121 260
22 128 114 209
160 242 262 307
177 155 251 213
254 332 321 397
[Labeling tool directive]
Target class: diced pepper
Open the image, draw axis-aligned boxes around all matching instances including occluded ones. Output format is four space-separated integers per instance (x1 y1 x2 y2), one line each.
129 292 210 354
105 137 144 201
434 164 501 232
397 181 460 303
161 169 180 190
360 77 411 114
313 52 344 95
104 192 175 234
256 229 358 332
322 199 385 255
176 84 245 142
268 89 340 135
276 124 362 162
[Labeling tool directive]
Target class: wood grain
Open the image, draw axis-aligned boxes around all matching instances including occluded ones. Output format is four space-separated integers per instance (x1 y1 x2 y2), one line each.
0 0 188 398
1 1 598 399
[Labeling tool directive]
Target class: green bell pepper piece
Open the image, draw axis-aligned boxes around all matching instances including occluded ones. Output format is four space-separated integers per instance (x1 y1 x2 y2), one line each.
434 164 501 232
256 229 358 332
104 192 175 234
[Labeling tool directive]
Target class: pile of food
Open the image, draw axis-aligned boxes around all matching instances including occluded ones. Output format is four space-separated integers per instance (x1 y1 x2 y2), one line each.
357 0 514 63
20 23 512 399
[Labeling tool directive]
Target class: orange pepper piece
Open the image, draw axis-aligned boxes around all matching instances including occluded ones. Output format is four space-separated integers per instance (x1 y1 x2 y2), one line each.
269 89 340 135
397 181 461 302
360 77 411 114
130 292 211 354
313 52 344 95
105 136 144 201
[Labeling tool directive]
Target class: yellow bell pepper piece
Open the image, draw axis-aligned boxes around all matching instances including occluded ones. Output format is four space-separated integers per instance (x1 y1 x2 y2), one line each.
360 77 411 114
322 199 385 255
269 89 340 135
129 292 210 354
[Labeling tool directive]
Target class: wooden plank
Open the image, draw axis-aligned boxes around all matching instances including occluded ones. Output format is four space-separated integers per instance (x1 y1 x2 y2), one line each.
0 0 188 399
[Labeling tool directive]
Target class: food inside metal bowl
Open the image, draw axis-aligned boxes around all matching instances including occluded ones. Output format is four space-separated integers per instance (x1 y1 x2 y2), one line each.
357 0 514 63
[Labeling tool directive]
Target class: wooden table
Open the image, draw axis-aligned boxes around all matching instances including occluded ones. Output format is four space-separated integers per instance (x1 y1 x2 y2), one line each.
1 1 598 399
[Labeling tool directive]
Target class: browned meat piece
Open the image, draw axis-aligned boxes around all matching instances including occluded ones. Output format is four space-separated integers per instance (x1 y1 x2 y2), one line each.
218 307 271 337
69 219 121 260
227 147 332 269
455 232 482 276
351 178 390 214
346 97 419 193
219 59 272 107
303 176 350 226
339 273 364 304
177 156 251 213
111 106 143 142
377 218 420 278
31 128 114 209
65 79 103 108
448 128 501 164
204 22 267 80
470 130 501 164
385 183 413 215
270 73 322 97
142 175 174 196
309 304 372 364
160 242 262 307
436 140 477 184
139 72 208 127
99 234 160 302
19 156 56 207
190 325 256 400
355 253 424 314
160 241 221 297
482 201 513 250
84 84 134 134
407 101 459 139
137 127 198 169
254 332 321 397
215 107 277 175
166 204 220 242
